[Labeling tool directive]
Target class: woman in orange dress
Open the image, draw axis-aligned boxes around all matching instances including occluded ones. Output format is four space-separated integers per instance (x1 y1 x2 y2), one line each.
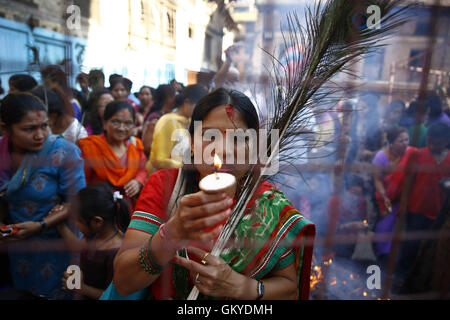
78 101 147 211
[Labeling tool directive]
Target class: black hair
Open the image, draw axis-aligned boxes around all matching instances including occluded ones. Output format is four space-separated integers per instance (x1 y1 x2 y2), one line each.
139 85 155 96
88 69 105 88
32 86 74 117
40 65 73 99
386 126 408 144
9 74 38 92
109 76 131 93
76 72 88 82
83 88 112 134
144 84 176 121
103 100 135 122
174 84 207 109
188 88 259 135
77 184 130 232
123 78 133 92
109 74 122 86
427 122 450 143
0 93 46 126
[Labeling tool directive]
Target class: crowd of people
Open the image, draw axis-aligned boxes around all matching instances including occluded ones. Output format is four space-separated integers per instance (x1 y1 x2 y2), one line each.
278 92 450 297
0 64 316 300
0 59 448 300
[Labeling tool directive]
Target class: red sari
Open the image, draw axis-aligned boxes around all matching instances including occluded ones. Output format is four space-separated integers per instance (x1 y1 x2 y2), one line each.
128 168 316 300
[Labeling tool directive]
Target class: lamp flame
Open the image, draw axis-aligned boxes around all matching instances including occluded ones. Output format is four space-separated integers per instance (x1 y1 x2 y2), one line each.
214 154 222 170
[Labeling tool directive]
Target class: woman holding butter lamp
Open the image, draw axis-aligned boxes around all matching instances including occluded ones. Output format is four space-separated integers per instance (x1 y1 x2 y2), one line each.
104 88 315 300
105 0 407 300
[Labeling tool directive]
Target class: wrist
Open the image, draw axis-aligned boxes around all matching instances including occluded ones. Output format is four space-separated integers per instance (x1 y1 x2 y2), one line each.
159 222 187 251
38 219 47 233
74 282 84 294
236 275 258 300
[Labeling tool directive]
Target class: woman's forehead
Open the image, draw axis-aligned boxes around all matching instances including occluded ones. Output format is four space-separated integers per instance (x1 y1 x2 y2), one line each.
110 109 133 120
113 83 126 90
17 110 48 125
201 105 248 130
100 93 113 101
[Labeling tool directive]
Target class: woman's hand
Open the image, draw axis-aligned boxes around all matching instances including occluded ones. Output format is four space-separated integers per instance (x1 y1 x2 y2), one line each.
165 191 233 247
8 221 41 240
172 246 250 299
360 149 375 161
124 179 142 198
382 196 392 215
62 268 84 294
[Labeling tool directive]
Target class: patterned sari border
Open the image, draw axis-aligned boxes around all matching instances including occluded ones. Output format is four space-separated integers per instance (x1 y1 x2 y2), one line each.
250 214 304 278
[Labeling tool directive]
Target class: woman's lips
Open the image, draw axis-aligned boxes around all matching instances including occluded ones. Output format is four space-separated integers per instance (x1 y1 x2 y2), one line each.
33 141 44 147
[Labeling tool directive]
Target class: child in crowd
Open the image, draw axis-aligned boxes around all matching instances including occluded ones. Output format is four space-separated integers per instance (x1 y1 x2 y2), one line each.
47 184 130 299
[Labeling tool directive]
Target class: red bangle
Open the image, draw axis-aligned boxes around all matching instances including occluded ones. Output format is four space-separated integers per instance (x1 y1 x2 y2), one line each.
159 223 184 251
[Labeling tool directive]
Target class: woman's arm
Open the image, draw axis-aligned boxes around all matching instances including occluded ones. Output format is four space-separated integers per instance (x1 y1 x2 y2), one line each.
373 166 389 203
55 222 86 253
78 284 104 300
10 203 72 240
113 191 232 297
112 228 177 296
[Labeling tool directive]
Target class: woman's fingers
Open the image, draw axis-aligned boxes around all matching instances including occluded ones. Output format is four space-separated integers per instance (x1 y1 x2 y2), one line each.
188 198 233 219
189 224 224 242
172 254 210 276
180 197 232 221
181 192 228 208
183 208 231 231
185 246 225 268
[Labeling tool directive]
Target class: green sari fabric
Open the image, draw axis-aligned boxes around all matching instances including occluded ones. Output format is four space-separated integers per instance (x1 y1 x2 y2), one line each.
104 169 315 300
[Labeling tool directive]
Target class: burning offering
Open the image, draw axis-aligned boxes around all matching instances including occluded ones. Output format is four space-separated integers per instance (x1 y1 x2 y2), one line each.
199 154 236 198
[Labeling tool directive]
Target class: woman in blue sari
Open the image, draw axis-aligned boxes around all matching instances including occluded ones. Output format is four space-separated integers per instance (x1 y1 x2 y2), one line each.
0 93 86 299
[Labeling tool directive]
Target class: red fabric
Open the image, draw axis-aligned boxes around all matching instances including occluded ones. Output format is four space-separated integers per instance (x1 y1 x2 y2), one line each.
406 147 450 219
133 169 278 300
134 168 178 219
376 147 418 212
134 169 178 299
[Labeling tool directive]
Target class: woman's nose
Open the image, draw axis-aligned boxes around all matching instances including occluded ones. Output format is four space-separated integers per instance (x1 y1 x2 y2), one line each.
34 129 45 140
